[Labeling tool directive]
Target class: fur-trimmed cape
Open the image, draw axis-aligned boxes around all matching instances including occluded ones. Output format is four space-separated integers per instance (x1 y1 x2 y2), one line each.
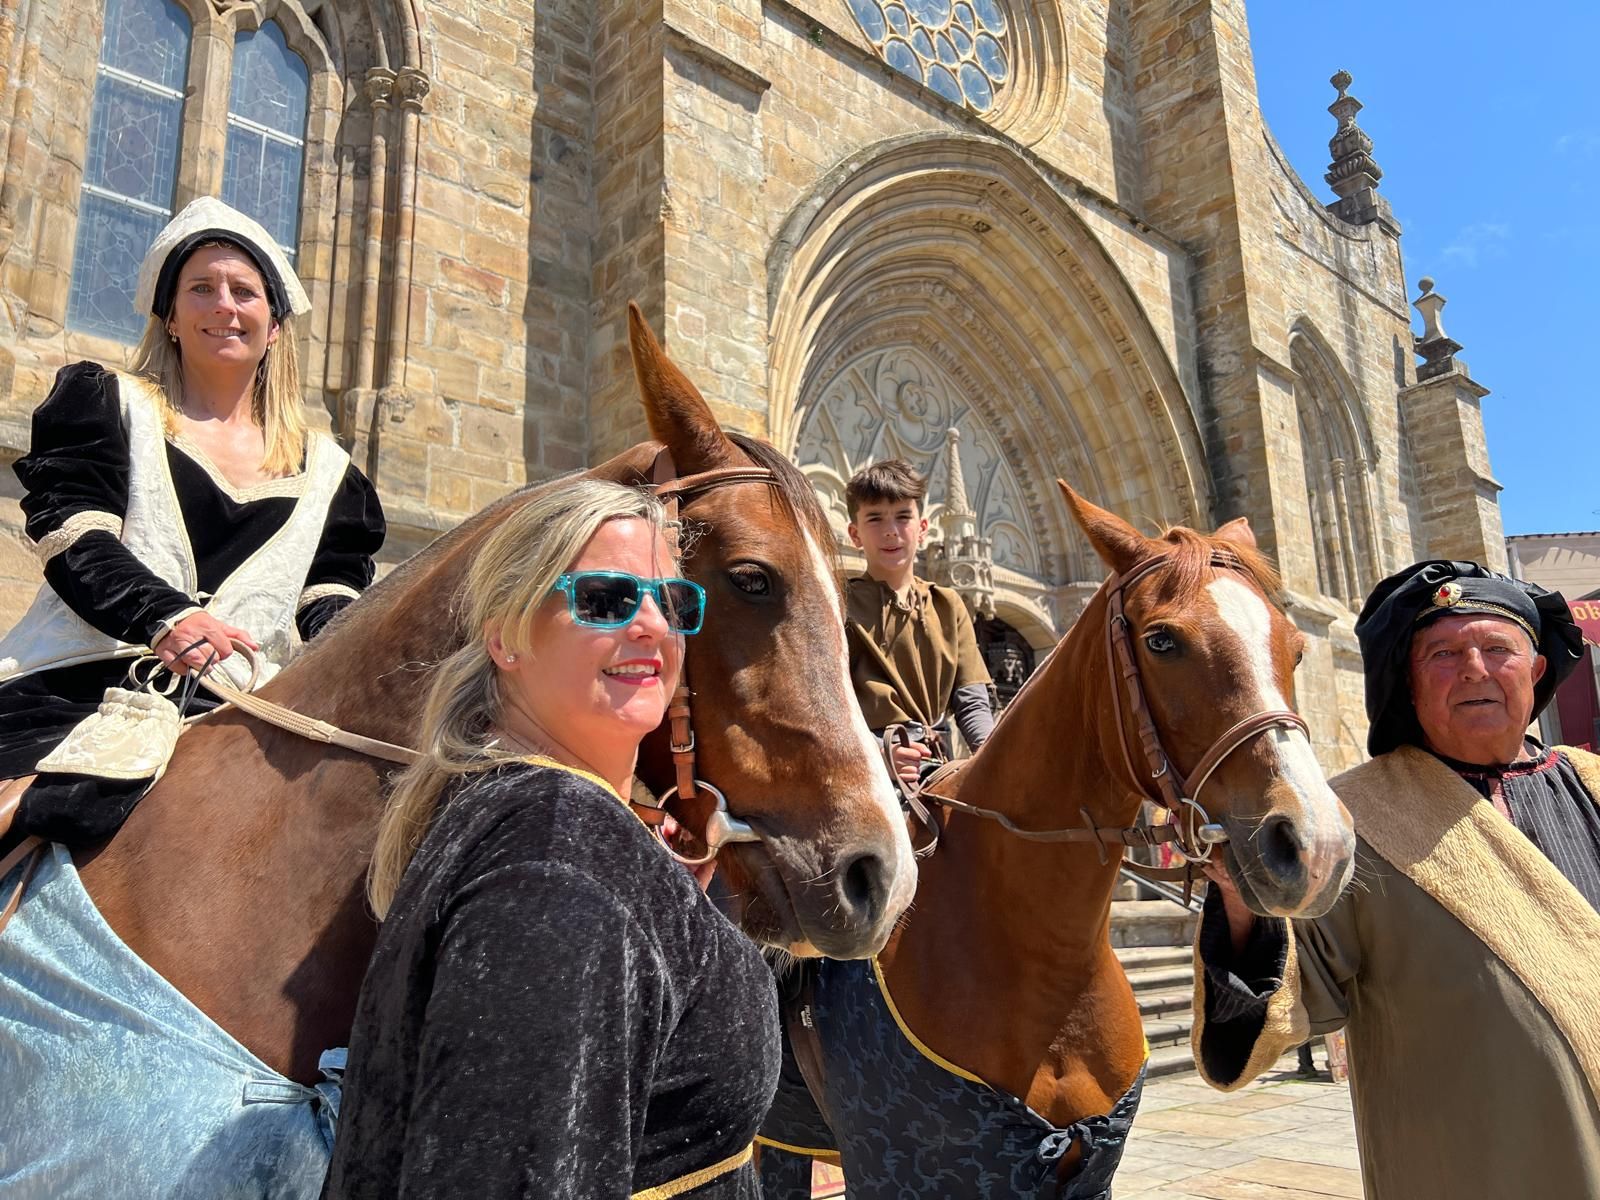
1191 745 1600 1200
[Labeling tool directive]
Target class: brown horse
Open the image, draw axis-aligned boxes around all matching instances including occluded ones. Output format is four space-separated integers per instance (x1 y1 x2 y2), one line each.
759 485 1356 1198
68 304 916 1086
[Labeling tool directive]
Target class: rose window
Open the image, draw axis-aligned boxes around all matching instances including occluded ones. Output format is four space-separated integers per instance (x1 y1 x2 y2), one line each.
846 0 1011 114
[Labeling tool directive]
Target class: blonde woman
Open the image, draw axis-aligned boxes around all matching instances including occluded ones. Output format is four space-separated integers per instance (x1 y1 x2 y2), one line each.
323 480 778 1199
0 196 384 845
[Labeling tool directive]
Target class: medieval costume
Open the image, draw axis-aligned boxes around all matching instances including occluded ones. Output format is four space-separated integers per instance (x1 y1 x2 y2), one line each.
1193 562 1600 1200
0 198 384 843
846 574 994 753
324 760 780 1199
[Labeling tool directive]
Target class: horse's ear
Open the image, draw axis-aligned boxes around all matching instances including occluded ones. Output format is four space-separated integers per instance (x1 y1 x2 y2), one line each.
627 301 736 469
1058 480 1150 575
1214 516 1258 550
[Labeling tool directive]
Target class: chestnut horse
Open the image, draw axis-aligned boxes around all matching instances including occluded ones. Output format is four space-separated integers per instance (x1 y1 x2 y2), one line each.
759 485 1356 1199
54 304 914 1088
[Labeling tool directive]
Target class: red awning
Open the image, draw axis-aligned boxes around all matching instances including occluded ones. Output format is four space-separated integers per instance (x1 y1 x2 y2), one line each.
1570 598 1600 648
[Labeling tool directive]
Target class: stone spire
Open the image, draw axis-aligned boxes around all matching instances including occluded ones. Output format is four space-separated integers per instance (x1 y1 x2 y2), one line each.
925 428 995 617
1413 277 1467 381
942 428 975 531
1325 70 1398 232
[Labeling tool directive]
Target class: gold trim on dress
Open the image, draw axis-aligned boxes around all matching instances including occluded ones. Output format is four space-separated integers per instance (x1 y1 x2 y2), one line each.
630 1143 752 1199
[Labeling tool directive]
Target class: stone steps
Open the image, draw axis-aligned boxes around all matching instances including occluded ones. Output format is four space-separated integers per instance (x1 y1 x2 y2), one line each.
1109 899 1199 948
1111 898 1202 1078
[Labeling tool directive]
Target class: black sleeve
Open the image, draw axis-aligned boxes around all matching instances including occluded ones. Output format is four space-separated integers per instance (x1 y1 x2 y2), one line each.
15 362 196 645
295 463 385 642
400 862 668 1198
1197 885 1290 1024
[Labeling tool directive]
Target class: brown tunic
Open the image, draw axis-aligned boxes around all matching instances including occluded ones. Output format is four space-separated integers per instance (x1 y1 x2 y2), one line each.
844 575 990 732
1192 745 1600 1200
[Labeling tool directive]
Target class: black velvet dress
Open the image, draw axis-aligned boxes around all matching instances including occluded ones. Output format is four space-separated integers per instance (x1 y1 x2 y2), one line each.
0 361 385 841
323 762 781 1199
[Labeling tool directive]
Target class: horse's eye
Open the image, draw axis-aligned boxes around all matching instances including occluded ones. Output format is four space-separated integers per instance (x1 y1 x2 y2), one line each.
1144 629 1177 655
1294 649 1305 668
728 564 772 597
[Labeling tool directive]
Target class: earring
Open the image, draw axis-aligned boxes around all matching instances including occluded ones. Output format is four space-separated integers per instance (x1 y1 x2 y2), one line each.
505 654 517 664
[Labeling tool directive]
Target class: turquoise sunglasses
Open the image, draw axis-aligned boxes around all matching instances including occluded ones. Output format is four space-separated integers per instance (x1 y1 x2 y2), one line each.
551 571 706 635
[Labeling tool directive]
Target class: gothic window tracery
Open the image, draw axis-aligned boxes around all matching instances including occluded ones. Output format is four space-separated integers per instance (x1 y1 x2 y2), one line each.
223 21 309 265
66 0 192 342
845 0 1010 113
1292 331 1379 610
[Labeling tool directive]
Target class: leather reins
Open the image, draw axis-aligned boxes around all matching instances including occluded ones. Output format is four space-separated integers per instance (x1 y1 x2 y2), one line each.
618 449 780 865
918 548 1309 891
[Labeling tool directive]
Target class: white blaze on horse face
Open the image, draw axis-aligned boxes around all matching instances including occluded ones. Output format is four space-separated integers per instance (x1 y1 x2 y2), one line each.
802 529 918 897
1205 576 1344 843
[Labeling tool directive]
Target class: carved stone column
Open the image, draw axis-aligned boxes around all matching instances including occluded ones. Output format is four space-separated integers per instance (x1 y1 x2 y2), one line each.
344 68 394 466
381 67 430 399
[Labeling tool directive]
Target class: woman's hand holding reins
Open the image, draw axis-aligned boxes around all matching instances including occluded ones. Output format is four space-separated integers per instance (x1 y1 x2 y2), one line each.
152 611 258 677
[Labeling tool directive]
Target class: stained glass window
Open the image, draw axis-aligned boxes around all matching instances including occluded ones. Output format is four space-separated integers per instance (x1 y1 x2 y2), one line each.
66 0 191 343
846 0 1009 113
222 22 308 267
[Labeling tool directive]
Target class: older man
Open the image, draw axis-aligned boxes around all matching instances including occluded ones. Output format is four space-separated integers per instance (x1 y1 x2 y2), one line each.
1194 560 1600 1200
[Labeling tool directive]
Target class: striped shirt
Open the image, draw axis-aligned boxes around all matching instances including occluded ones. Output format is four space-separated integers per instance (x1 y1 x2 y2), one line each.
1437 744 1600 912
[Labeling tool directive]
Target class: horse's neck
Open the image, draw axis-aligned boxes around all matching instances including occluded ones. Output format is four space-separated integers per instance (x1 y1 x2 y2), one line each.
879 590 1150 1122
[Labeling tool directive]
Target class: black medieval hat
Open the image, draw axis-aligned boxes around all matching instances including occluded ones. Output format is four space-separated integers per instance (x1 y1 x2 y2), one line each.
1354 560 1585 755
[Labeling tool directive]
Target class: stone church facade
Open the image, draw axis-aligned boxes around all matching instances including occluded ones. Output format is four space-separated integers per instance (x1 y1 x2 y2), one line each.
0 0 1504 770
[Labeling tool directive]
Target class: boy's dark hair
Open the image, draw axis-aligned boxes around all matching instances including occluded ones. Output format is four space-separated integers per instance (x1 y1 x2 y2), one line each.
845 459 927 520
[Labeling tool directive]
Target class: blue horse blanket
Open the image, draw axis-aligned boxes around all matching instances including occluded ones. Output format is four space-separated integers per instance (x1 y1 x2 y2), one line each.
759 957 1145 1199
0 843 341 1198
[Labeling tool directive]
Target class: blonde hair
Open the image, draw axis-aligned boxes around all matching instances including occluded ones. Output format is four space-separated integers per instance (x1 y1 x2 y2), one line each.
367 480 672 917
131 242 308 476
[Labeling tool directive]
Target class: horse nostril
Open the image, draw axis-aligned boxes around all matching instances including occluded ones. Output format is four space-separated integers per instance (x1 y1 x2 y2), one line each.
1258 814 1307 883
838 851 887 927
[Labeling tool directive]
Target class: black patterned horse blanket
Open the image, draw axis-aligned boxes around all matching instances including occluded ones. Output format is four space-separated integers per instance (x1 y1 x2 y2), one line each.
758 957 1145 1199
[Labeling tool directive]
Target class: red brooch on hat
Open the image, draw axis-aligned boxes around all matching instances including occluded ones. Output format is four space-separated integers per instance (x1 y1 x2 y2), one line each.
1432 581 1462 608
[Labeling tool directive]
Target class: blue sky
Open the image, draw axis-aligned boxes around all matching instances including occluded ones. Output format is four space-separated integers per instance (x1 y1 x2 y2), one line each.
1247 2 1597 536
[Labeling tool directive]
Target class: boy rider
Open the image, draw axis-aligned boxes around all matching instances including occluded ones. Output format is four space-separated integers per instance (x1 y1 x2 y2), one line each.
844 460 995 786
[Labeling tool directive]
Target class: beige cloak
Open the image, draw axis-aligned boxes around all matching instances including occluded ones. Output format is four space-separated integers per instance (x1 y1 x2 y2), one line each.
1191 744 1600 1200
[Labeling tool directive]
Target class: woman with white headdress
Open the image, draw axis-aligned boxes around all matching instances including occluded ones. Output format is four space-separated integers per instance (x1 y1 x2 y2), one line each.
0 197 385 845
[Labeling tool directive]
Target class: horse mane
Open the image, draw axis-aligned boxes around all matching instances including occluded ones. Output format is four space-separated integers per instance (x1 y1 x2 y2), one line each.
1143 525 1281 603
727 432 840 574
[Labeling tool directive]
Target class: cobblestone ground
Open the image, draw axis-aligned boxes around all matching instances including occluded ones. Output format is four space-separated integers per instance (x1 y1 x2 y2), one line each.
1115 1055 1361 1199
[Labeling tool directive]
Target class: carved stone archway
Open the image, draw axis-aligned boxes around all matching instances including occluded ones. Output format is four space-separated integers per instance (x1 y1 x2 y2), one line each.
771 133 1209 642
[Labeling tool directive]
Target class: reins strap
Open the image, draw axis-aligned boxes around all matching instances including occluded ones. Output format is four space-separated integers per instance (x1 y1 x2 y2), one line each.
198 674 420 766
644 448 782 809
650 448 700 806
882 725 942 859
782 965 832 1122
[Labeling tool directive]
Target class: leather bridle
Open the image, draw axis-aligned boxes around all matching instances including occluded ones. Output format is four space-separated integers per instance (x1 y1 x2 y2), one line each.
628 448 779 866
1104 549 1309 862
919 547 1309 884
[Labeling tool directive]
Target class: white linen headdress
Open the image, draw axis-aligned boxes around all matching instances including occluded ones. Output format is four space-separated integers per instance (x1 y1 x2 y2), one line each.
133 196 310 319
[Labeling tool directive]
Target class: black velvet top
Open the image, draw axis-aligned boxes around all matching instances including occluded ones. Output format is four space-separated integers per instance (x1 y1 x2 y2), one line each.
324 762 780 1200
0 362 384 839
